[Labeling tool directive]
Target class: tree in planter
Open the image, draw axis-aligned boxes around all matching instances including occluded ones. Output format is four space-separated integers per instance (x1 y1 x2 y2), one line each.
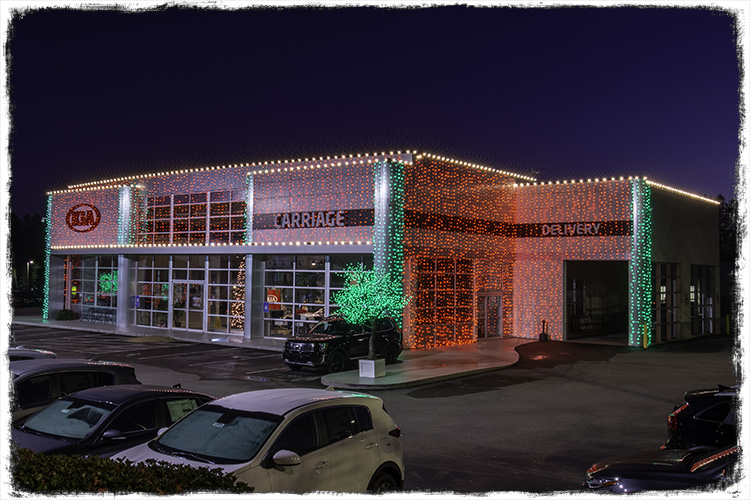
331 263 409 360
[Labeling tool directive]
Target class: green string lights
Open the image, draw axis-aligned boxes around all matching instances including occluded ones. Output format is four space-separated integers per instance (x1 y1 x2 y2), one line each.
629 179 653 347
372 159 406 326
42 195 52 320
331 263 410 358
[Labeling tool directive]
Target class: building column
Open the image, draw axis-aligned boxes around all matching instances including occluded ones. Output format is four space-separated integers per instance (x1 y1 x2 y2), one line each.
629 179 653 347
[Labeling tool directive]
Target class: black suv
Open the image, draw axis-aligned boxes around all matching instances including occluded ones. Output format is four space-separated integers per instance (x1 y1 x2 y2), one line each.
664 384 738 449
282 317 402 373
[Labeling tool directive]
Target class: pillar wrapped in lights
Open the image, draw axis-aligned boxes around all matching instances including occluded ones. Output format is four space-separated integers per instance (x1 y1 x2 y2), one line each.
42 195 52 320
373 159 405 280
629 179 653 347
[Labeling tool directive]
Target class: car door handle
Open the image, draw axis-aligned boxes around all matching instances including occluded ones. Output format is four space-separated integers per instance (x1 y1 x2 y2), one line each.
314 461 329 470
364 442 377 450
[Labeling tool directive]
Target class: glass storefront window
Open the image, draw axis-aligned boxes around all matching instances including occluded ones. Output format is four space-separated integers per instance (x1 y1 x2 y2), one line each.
262 254 371 339
67 255 118 315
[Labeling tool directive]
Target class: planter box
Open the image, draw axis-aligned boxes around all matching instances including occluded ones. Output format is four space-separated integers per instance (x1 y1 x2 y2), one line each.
359 358 386 378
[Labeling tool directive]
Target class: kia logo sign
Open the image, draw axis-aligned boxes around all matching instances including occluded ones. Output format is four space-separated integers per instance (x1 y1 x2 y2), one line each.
66 204 101 232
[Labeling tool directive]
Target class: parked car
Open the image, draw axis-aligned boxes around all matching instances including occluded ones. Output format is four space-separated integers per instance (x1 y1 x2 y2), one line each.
583 445 740 493
282 317 402 372
12 385 213 457
8 346 56 361
664 384 738 449
10 358 141 423
113 388 404 494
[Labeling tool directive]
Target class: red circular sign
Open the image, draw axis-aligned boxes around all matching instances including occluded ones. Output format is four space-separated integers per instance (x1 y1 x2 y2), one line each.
66 203 101 233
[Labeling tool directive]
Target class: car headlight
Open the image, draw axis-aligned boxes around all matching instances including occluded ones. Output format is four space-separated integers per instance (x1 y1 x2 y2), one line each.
585 475 621 489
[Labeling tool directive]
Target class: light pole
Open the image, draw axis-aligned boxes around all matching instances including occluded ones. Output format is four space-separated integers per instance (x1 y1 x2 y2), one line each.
26 260 33 289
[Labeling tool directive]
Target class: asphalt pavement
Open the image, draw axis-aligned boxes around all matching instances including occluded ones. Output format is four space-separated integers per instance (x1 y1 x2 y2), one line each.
6 313 745 495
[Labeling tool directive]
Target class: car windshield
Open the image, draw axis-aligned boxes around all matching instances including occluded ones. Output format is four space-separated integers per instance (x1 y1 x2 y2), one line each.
154 406 282 464
22 398 114 439
309 321 350 337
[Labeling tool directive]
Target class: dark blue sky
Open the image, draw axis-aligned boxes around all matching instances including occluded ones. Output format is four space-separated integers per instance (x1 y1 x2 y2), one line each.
5 3 743 217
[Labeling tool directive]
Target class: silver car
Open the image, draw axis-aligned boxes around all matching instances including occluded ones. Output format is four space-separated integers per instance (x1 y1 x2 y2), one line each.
113 388 404 493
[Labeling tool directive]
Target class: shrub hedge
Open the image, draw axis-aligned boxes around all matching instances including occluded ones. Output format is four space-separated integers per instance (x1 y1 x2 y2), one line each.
55 309 77 320
12 447 253 494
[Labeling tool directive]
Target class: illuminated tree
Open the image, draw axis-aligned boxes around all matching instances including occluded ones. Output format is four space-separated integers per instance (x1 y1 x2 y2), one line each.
331 263 409 360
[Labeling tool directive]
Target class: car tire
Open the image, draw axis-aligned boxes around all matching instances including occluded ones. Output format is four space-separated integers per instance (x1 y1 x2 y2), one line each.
367 471 399 493
327 350 347 373
383 343 399 364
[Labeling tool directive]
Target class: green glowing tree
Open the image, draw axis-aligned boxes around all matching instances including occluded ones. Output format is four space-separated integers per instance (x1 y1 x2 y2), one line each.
331 263 409 360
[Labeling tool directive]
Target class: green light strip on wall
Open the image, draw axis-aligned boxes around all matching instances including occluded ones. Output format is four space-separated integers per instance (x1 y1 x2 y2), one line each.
629 179 653 347
373 159 406 325
43 195 52 320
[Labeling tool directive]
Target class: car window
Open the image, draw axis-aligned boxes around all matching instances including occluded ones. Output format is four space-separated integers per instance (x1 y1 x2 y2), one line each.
321 406 371 445
156 407 281 464
165 398 203 425
108 400 158 434
272 412 319 456
60 371 115 396
15 374 54 408
349 325 366 335
353 406 373 432
375 318 393 332
696 402 731 423
24 399 114 439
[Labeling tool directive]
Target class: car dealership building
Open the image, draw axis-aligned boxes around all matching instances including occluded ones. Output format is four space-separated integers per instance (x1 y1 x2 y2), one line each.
43 151 720 350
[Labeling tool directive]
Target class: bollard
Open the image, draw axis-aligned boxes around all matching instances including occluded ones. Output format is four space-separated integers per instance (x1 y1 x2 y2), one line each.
539 320 549 342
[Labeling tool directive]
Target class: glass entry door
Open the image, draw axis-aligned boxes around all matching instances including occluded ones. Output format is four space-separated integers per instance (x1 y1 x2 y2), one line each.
477 294 502 339
172 281 205 331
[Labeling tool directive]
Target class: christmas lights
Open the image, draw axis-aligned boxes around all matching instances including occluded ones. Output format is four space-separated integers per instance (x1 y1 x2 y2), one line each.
44 149 718 351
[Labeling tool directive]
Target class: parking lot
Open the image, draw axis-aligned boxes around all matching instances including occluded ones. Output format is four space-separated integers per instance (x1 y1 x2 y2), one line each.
7 321 743 494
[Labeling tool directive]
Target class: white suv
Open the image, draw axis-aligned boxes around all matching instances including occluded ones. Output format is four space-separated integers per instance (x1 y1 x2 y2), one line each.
113 388 404 493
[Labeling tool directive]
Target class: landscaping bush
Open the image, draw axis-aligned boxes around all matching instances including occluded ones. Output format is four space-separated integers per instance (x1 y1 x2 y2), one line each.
55 309 77 320
11 447 253 494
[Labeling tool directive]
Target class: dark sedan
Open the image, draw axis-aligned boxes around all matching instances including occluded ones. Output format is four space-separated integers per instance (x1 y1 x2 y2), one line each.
12 384 213 457
584 445 740 494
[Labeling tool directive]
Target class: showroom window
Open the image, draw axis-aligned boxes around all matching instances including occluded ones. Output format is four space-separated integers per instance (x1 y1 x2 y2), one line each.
690 265 715 336
69 255 118 313
140 190 246 245
411 257 474 349
652 262 680 342
263 254 373 338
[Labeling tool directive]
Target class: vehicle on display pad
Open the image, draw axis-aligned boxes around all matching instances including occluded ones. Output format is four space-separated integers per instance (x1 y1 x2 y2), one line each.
113 388 405 494
8 346 57 361
12 385 213 457
282 317 402 372
583 445 740 494
10 358 141 423
664 384 738 450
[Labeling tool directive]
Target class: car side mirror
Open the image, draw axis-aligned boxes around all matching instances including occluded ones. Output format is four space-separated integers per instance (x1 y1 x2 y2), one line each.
101 429 126 441
273 449 301 467
157 427 168 436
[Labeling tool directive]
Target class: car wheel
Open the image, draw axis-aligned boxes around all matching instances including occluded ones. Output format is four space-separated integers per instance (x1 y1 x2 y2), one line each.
367 471 398 493
327 351 347 373
383 343 399 364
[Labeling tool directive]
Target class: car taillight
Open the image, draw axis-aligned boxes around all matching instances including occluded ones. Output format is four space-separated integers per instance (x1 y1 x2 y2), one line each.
388 427 401 438
668 403 689 430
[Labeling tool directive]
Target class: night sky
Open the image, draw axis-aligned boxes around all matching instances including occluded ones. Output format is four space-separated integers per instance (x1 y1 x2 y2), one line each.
3 1 744 218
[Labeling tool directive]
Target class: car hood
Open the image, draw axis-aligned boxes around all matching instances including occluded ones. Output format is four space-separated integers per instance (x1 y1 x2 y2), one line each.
112 442 250 475
12 427 77 455
589 449 693 476
287 333 339 342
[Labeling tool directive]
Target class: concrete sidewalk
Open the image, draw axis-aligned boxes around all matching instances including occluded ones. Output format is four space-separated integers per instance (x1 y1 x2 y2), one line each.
12 314 533 390
321 337 532 389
